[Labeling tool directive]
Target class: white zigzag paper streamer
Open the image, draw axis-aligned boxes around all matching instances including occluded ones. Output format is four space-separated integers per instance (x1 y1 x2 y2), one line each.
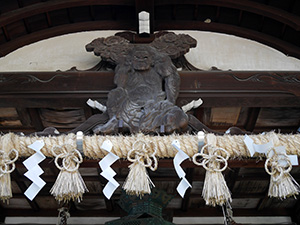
99 140 119 199
23 140 46 201
172 140 192 198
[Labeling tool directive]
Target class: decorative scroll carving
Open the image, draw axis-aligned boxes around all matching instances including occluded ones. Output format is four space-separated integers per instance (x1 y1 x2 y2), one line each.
72 31 201 72
0 74 69 84
228 73 300 83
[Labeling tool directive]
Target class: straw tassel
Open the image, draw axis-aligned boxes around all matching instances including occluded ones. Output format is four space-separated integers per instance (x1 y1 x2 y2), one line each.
265 147 300 199
0 149 18 203
123 140 158 197
50 143 88 202
193 134 231 207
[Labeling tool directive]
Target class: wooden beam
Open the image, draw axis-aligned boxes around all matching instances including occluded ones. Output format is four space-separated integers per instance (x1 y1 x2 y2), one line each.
89 6 96 21
45 12 52 27
16 108 31 127
244 107 260 132
291 198 300 224
28 108 44 131
0 205 5 223
1 26 10 41
0 71 299 108
0 206 293 218
172 207 293 217
0 0 135 27
226 168 240 191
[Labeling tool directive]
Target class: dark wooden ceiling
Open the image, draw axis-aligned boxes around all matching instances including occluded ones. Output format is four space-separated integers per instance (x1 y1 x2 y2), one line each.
1 0 300 58
0 1 300 225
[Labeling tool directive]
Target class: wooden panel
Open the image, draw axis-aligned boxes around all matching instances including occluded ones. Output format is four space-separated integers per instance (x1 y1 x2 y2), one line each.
5 20 27 40
231 198 261 208
34 197 58 209
0 107 18 117
0 120 22 126
39 108 86 128
26 14 49 32
256 107 300 127
48 9 70 26
0 107 22 127
0 198 31 209
0 0 19 14
210 107 241 125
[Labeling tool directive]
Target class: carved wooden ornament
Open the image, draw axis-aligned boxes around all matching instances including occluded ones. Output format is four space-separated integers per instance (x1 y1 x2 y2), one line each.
86 32 197 134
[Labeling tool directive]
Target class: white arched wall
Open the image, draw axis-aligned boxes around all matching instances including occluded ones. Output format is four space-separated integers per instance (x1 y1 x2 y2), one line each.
1 30 300 71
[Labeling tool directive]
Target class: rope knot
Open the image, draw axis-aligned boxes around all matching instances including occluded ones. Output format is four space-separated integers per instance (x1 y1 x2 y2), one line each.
0 149 18 176
193 144 229 172
123 140 158 196
51 144 83 172
265 148 292 183
127 140 157 171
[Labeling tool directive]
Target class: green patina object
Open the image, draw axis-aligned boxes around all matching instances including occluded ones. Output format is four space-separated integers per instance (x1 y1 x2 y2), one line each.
105 188 175 225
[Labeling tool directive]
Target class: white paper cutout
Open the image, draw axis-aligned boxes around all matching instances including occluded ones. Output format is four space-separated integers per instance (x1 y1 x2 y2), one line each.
198 131 205 150
244 135 299 166
23 140 46 201
99 140 119 199
288 155 299 166
244 135 273 157
76 131 83 152
138 11 150 34
182 98 203 113
86 99 107 113
172 140 192 198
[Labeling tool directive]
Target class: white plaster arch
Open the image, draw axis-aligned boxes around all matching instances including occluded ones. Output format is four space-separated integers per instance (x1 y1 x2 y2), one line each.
0 30 300 71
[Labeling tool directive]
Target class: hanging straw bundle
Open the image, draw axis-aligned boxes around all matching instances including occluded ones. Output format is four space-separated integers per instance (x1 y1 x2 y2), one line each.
123 140 158 197
193 134 231 207
0 133 19 203
50 143 88 202
264 133 300 199
0 148 18 203
265 148 300 199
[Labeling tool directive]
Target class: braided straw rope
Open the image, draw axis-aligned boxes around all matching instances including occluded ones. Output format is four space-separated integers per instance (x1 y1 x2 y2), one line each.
0 132 299 159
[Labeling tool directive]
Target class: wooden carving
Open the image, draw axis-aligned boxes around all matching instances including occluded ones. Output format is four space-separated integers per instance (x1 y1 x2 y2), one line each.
85 33 197 134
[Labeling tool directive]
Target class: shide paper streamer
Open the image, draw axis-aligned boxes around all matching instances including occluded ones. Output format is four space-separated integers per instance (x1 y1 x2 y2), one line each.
99 140 120 199
23 140 46 201
172 140 192 198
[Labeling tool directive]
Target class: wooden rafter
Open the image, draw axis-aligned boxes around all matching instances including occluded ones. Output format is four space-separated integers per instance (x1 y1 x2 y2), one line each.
155 0 300 30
